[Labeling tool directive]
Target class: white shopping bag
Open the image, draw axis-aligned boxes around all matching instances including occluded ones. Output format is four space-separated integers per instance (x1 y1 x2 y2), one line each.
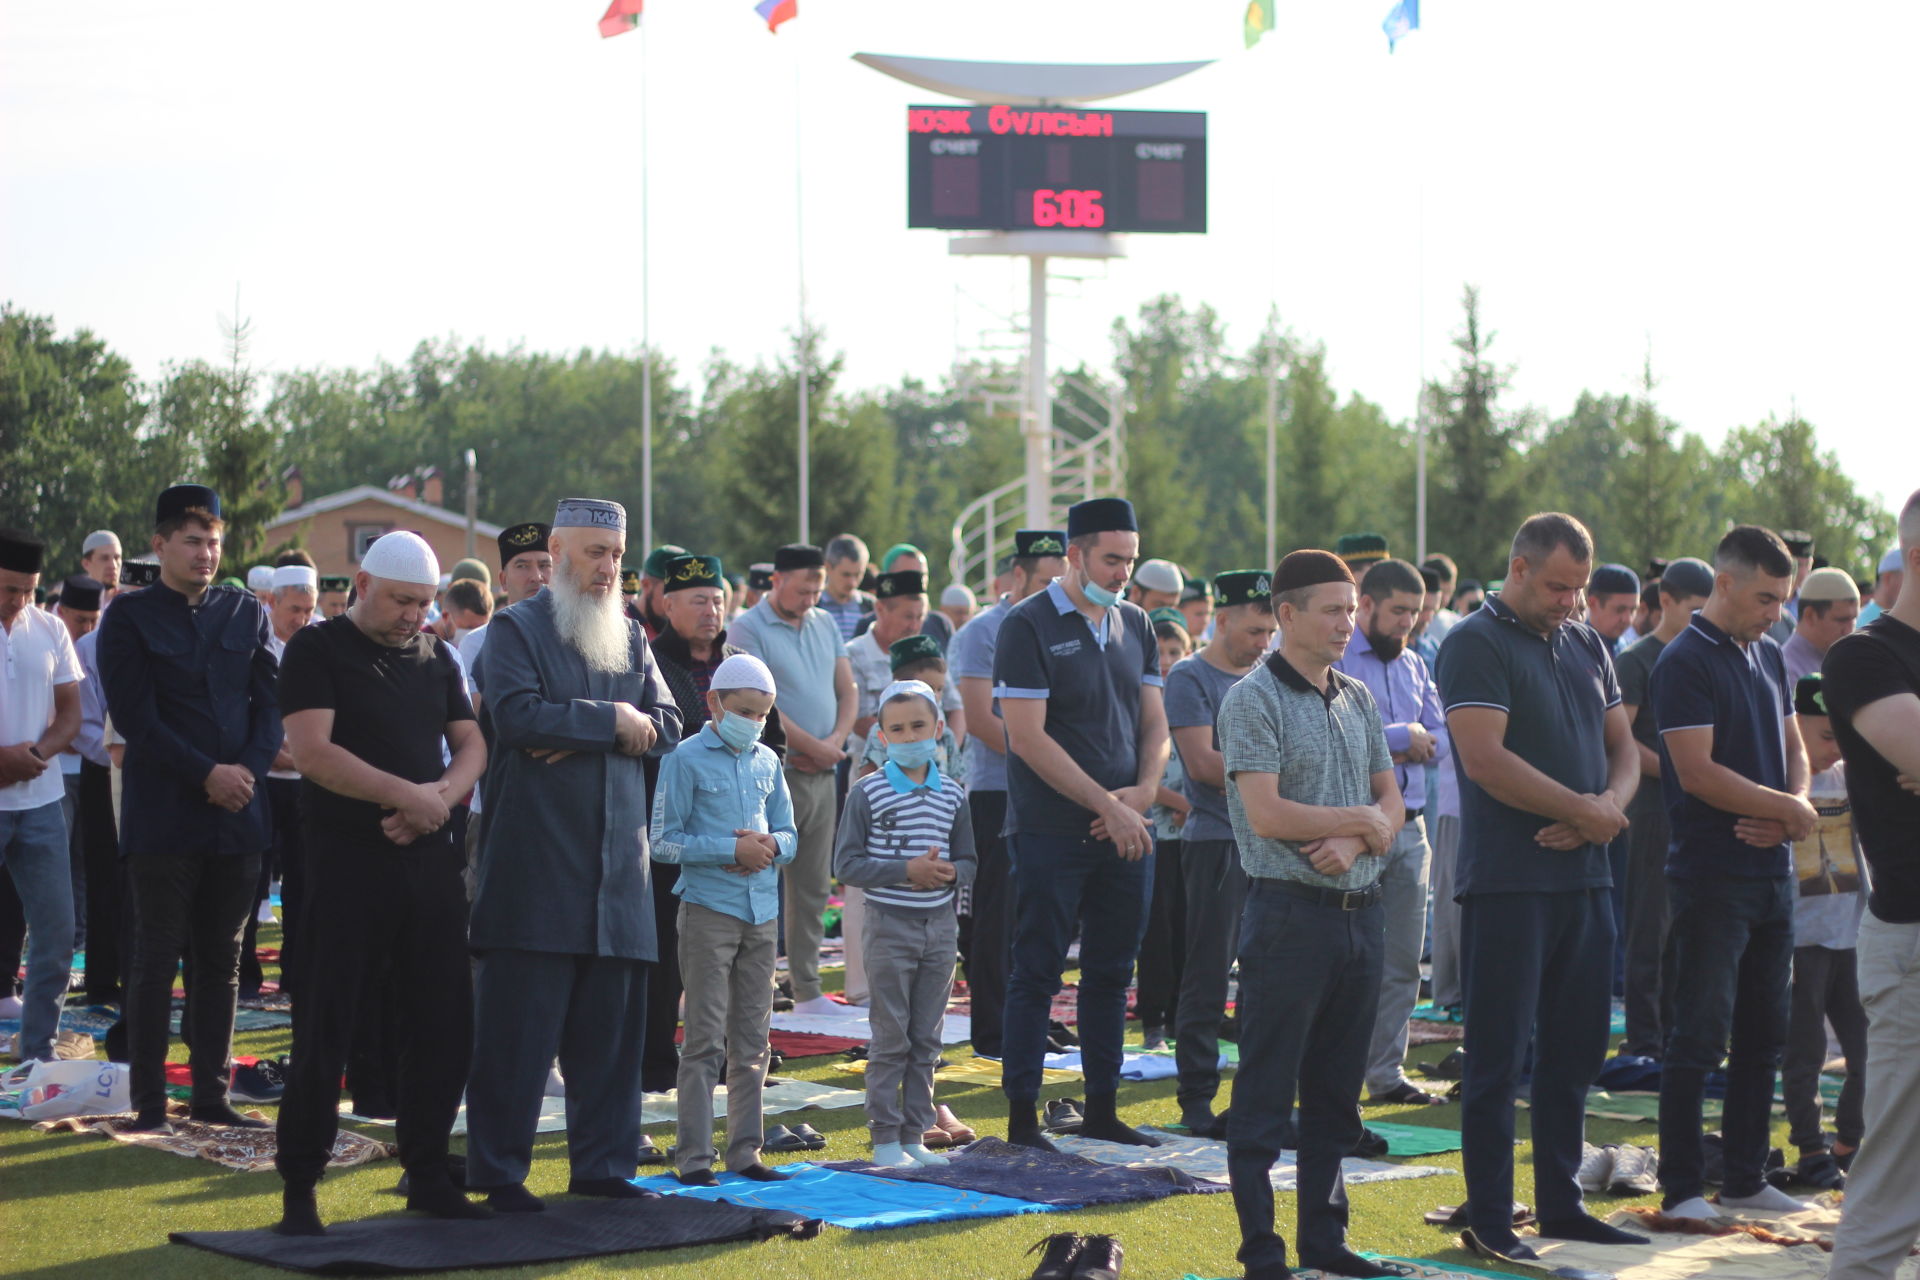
6 1059 131 1121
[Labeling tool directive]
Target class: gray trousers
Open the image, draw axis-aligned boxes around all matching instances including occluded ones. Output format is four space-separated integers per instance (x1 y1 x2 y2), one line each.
863 904 957 1145
1174 838 1247 1118
676 901 777 1172
1365 817 1432 1095
1827 914 1920 1280
782 769 837 1001
466 948 648 1187
1428 815 1463 1007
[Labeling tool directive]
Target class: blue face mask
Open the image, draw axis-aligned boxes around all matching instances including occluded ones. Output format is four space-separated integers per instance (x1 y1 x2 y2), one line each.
885 737 939 770
713 711 763 753
1082 578 1125 609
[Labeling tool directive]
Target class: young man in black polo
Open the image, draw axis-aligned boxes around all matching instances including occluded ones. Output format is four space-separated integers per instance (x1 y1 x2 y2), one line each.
1651 525 1818 1219
1437 512 1645 1262
991 497 1168 1151
273 532 489 1235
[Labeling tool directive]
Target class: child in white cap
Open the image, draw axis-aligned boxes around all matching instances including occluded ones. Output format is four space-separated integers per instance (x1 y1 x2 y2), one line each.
832 679 977 1166
649 652 798 1185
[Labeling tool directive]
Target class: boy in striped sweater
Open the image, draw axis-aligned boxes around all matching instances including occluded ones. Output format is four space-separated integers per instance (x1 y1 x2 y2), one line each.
833 679 977 1167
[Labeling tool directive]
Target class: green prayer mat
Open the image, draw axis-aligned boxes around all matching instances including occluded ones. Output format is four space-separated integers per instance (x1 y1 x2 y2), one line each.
1183 1258 1511 1280
1364 1121 1464 1156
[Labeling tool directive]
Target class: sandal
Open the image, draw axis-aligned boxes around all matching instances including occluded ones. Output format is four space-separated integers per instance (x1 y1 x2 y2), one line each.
636 1134 666 1166
789 1123 827 1150
762 1125 812 1154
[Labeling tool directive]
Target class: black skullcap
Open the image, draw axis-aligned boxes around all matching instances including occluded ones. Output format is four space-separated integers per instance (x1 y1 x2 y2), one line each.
874 570 926 599
1781 530 1815 558
1590 563 1641 596
155 484 220 527
1648 557 1671 581
888 633 943 673
1014 529 1068 558
1212 570 1272 609
1272 550 1355 596
1419 566 1443 594
619 568 641 594
773 544 825 572
319 575 352 594
747 564 775 592
662 554 724 594
58 574 104 611
0 528 46 575
1457 578 1483 594
1795 673 1829 719
1065 497 1137 539
497 522 551 569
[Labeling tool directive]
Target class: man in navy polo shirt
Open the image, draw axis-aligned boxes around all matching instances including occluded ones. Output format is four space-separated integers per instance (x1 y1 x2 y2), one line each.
1651 525 1818 1219
992 496 1169 1151
1437 513 1645 1263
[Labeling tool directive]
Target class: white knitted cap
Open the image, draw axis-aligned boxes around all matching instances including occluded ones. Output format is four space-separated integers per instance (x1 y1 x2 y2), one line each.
360 531 441 588
711 653 776 696
246 565 274 592
272 565 318 592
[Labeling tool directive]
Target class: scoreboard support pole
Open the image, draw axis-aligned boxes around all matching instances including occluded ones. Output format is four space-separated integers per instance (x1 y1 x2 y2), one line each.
1026 254 1052 530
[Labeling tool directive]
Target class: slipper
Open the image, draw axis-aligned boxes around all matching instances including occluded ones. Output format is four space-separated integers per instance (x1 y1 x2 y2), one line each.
762 1125 813 1154
933 1104 976 1143
1419 1048 1468 1081
788 1123 828 1150
636 1135 666 1166
1043 1098 1085 1134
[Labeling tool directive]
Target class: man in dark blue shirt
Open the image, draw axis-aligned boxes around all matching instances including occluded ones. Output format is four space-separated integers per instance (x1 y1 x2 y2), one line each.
98 484 281 1132
1437 513 1645 1264
1650 525 1817 1219
991 496 1168 1152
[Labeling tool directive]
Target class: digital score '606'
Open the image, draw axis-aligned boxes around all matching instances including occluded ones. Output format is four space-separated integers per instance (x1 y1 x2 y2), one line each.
906 104 1207 234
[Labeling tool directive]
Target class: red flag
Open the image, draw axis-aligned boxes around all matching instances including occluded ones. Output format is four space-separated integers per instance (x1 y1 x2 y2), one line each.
599 0 642 38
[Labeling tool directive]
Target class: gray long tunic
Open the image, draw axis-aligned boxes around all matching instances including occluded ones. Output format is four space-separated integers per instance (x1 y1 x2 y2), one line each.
469 589 682 960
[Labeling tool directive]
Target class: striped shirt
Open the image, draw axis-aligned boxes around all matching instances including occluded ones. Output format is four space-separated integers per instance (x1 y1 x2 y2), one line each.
832 762 977 914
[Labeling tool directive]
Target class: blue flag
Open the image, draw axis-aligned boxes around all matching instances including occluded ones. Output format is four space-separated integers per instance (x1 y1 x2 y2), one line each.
1383 0 1419 51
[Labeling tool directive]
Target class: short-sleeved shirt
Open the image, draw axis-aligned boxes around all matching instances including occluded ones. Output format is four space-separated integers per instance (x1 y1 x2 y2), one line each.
1822 614 1920 922
948 599 1011 791
727 598 844 741
277 616 474 846
1650 614 1793 880
1218 652 1392 889
845 628 961 761
1149 747 1188 841
0 605 84 812
992 581 1160 836
1615 632 1668 756
1163 652 1244 843
1435 593 1621 897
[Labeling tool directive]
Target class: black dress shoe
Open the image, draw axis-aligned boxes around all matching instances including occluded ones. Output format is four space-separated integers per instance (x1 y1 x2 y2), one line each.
568 1177 655 1199
188 1101 270 1129
1072 1233 1124 1278
119 1109 172 1134
1024 1232 1082 1279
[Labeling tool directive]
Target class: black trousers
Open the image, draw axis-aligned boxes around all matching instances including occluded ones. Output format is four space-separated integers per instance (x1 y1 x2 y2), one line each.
1176 837 1248 1118
1785 943 1869 1151
1134 837 1186 1030
962 790 1012 1059
275 837 471 1187
642 860 683 1094
125 852 262 1114
79 761 122 1002
265 778 307 998
1227 881 1383 1274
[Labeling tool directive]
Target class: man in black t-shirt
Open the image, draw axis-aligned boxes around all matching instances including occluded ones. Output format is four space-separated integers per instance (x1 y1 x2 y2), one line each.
271 533 488 1236
1824 492 1920 1280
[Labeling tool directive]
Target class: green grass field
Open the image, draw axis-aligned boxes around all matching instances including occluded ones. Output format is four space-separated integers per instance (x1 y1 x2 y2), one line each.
0 927 1796 1280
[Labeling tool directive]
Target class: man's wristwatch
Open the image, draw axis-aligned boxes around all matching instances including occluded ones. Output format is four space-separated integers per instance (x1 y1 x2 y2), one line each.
26 746 44 762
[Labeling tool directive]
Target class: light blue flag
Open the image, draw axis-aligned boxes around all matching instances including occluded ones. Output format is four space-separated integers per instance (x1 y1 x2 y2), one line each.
1383 0 1419 51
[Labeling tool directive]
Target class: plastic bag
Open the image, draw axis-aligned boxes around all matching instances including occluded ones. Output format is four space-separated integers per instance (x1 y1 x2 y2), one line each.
4 1059 131 1121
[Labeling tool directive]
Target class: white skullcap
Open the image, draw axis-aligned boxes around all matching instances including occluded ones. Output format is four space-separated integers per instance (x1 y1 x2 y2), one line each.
247 565 274 592
360 531 441 587
272 565 318 592
711 653 776 696
941 583 976 609
880 679 942 723
1880 547 1905 575
82 530 121 554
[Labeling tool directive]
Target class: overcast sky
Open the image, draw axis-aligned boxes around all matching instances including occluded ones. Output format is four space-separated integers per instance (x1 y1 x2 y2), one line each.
5 0 1915 518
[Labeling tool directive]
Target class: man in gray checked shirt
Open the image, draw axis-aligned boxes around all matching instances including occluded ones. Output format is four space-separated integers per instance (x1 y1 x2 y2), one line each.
1217 550 1404 1280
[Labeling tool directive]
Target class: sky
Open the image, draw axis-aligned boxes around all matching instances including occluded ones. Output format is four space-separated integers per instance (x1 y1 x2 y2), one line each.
5 0 1917 518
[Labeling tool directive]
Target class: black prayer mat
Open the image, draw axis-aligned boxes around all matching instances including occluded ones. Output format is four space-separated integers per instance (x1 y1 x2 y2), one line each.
823 1135 1226 1207
170 1195 820 1275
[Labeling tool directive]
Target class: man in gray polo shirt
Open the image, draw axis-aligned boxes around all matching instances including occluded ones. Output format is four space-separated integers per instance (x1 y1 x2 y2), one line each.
728 542 856 1015
1164 568 1276 1137
1219 550 1402 1280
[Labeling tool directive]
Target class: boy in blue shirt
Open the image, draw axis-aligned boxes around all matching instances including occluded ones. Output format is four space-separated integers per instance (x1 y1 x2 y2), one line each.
650 654 798 1186
834 680 977 1167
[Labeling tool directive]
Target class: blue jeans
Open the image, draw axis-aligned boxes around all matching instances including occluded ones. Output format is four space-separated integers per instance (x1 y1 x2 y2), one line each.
0 800 75 1063
1000 831 1150 1102
1658 873 1793 1205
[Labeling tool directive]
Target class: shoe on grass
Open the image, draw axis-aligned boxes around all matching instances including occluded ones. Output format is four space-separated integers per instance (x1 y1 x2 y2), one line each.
1575 1142 1615 1194
1606 1143 1660 1195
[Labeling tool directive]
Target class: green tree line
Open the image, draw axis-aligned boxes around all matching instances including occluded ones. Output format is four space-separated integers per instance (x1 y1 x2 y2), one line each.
0 293 1894 588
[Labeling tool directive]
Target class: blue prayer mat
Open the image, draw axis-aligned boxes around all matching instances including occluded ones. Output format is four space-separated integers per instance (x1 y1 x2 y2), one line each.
635 1161 1062 1230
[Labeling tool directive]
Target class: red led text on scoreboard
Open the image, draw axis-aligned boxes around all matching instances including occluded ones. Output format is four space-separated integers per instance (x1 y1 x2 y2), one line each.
1030 189 1105 228
908 106 1115 138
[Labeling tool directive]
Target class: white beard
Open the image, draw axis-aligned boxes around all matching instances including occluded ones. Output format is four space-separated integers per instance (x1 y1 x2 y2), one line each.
550 561 631 674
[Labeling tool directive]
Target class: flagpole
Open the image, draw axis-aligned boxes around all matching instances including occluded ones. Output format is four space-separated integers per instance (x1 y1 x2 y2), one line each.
794 34 810 545
640 19 654 556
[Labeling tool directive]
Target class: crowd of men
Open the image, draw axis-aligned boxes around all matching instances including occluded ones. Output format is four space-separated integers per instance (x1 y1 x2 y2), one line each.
2 479 1919 1280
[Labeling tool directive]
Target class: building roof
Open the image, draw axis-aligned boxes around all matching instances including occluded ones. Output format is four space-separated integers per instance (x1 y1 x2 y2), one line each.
265 484 503 538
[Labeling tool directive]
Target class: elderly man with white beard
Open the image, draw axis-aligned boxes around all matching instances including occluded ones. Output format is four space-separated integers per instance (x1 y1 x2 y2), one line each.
464 498 682 1212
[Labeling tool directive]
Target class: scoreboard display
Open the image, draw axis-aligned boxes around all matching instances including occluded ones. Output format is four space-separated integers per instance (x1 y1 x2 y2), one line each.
906 104 1206 234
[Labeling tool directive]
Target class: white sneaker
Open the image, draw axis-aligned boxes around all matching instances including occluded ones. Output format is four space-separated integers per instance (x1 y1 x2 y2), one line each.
1665 1196 1720 1220
0 995 22 1020
1607 1144 1660 1195
1720 1185 1815 1215
789 995 847 1017
1576 1142 1615 1193
256 901 277 925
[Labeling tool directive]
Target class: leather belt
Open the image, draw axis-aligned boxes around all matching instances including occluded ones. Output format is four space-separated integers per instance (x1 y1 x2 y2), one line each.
1258 878 1383 911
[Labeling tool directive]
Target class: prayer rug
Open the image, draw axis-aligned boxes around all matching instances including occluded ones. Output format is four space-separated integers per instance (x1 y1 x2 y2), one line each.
838 1054 1081 1086
172 1195 818 1274
769 1008 972 1045
1049 1128 1451 1191
39 1102 392 1172
1520 1208 1920 1279
1408 1019 1467 1045
672 1026 867 1058
1361 1121 1465 1157
1042 1049 1230 1081
823 1136 1226 1206
637 1161 1061 1230
344 1077 866 1135
1185 1260 1513 1280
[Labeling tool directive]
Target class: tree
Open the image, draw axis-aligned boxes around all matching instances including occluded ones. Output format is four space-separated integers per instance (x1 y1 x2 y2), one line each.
1717 415 1895 580
1426 286 1531 578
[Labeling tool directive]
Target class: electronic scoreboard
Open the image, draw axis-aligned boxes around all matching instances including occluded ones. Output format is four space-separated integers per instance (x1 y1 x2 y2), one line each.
906 103 1206 234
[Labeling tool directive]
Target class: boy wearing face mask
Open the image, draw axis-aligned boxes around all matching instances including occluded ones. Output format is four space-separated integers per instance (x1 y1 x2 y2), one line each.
649 654 798 1186
833 680 978 1168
